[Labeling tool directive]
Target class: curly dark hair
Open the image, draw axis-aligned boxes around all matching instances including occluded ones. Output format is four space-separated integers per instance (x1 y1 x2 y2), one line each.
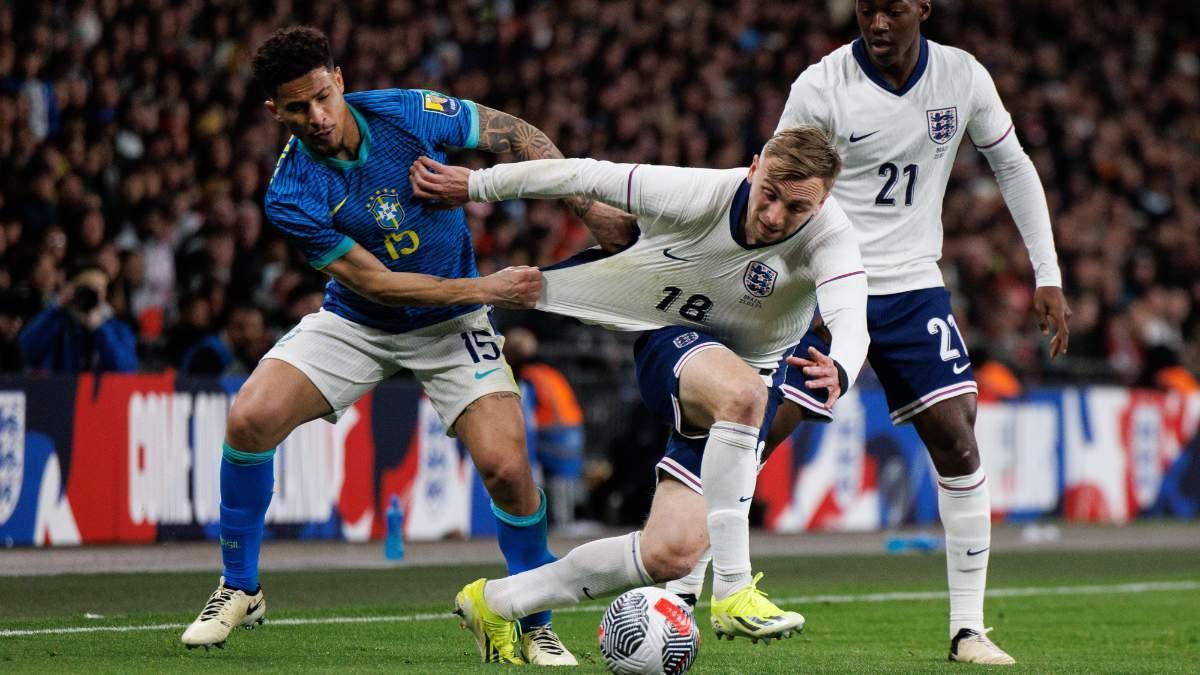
251 26 335 98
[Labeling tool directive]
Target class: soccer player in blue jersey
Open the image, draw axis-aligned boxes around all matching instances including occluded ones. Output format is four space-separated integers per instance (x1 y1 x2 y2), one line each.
180 26 632 665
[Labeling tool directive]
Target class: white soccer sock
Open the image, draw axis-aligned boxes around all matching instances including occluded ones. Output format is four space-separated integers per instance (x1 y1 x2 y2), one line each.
937 467 991 638
664 548 711 600
484 531 651 620
702 420 761 600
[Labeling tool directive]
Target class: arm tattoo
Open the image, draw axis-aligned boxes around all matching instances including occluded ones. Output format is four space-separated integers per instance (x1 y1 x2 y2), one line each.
475 104 595 218
562 196 596 220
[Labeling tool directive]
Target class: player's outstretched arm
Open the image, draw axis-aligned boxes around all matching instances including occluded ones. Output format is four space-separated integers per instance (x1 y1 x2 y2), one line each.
473 104 636 251
323 243 542 309
413 155 640 219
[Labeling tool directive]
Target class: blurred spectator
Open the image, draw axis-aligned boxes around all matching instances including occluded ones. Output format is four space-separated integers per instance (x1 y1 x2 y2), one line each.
0 289 27 372
179 304 269 376
166 292 214 368
1131 286 1195 390
135 203 176 320
587 399 666 526
970 347 1023 403
18 267 137 373
282 282 325 328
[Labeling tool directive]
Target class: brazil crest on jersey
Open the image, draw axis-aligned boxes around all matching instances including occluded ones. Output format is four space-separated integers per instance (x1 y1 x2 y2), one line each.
264 88 481 333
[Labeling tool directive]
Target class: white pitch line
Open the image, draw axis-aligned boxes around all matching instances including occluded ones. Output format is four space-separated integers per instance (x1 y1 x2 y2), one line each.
2 580 1196 638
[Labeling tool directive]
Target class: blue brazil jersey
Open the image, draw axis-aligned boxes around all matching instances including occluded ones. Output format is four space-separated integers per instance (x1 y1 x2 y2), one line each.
264 89 482 333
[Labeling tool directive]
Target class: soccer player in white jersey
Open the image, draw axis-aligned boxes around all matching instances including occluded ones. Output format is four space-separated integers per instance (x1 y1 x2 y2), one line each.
668 0 1072 666
410 126 869 652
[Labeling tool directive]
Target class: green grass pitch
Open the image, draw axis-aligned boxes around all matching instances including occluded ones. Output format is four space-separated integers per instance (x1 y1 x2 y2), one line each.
1 549 1197 673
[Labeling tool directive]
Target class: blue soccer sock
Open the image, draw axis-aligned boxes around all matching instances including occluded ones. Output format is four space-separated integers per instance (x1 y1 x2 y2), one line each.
492 488 557 631
219 442 275 592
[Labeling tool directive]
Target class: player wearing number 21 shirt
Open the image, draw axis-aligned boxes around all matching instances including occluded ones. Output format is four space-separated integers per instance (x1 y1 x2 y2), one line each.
738 0 1071 666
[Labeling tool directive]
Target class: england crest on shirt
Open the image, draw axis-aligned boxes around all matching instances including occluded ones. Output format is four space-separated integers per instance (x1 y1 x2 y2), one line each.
743 261 777 298
926 106 958 145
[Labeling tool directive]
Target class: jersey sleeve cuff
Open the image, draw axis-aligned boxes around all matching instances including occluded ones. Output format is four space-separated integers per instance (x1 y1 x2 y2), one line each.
309 236 355 269
463 99 480 149
1034 265 1063 288
834 359 849 395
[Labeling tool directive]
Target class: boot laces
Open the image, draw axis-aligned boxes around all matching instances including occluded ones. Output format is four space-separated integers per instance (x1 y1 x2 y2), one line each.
199 587 237 621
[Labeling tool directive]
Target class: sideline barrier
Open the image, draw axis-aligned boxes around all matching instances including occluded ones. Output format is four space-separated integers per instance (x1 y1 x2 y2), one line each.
756 387 1200 531
1 374 1197 546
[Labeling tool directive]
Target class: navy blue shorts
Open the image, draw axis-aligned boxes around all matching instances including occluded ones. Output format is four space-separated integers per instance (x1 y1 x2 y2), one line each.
782 287 977 425
634 325 786 494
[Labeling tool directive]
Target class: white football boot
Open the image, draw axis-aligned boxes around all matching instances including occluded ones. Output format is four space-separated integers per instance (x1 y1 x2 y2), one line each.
949 628 1016 665
522 624 579 666
181 577 266 649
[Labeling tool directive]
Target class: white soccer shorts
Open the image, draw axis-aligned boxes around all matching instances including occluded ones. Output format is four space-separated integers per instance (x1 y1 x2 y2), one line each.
261 307 519 434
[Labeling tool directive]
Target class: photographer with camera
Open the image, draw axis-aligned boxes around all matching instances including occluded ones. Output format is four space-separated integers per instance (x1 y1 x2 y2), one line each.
19 267 138 373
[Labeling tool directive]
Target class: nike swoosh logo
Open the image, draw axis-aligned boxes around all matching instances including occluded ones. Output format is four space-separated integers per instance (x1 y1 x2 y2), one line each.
849 130 881 143
662 248 694 262
474 368 500 380
246 599 264 615
952 362 970 374
582 587 594 600
966 547 989 556
738 496 753 503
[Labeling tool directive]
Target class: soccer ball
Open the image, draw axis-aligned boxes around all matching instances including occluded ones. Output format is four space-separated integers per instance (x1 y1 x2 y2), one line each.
598 587 699 675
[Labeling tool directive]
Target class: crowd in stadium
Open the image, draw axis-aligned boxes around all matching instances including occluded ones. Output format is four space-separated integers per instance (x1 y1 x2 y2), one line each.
0 0 1195 387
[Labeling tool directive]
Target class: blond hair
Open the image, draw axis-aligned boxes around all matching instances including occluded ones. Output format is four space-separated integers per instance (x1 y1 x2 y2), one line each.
761 125 842 190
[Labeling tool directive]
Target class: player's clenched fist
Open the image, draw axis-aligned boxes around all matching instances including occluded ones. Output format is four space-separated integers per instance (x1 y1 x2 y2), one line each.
409 156 472 205
480 265 543 309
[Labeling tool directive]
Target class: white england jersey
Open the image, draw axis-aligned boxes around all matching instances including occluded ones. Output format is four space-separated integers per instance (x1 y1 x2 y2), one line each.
777 37 1015 294
470 161 867 372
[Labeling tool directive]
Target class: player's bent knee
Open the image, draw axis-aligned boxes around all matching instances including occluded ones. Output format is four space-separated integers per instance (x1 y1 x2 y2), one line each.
476 456 532 499
930 436 981 476
640 536 705 583
226 399 290 453
712 378 768 426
